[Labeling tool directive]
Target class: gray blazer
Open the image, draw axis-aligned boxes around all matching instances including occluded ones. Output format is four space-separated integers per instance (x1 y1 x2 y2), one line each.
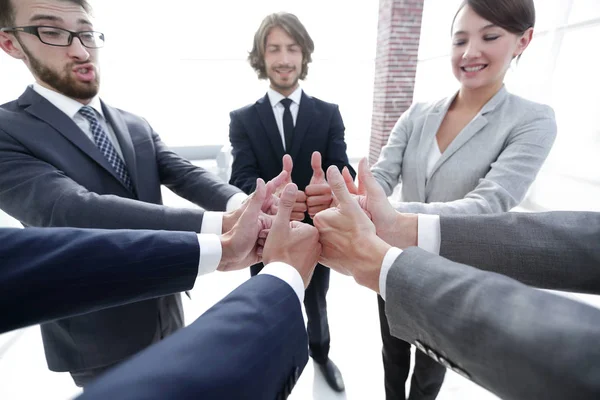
385 212 600 400
372 86 557 214
0 87 241 372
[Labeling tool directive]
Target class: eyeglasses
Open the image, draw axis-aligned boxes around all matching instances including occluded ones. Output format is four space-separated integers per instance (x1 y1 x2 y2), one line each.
0 26 105 48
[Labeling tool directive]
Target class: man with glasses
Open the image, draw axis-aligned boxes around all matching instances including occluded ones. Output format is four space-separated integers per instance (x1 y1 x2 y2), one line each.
0 0 253 388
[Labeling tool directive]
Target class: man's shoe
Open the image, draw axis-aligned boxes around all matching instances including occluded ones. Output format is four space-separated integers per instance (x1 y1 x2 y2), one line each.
316 358 345 392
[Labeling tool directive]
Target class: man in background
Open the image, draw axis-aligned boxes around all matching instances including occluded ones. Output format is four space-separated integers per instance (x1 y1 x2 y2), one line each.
228 11 355 392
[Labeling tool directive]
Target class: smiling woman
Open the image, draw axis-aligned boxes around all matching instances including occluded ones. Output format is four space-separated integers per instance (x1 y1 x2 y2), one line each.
370 0 557 398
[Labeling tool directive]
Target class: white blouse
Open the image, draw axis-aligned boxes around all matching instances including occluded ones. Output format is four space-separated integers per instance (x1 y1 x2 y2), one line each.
426 138 443 180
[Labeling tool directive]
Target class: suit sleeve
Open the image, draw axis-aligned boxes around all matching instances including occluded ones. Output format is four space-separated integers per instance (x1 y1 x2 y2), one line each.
385 247 600 400
0 127 207 231
393 107 557 214
0 228 200 334
371 105 415 195
322 105 356 179
79 274 309 400
228 110 261 194
152 128 241 211
439 211 600 294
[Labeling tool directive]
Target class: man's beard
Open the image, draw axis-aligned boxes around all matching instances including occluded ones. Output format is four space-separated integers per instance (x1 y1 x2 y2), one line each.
21 42 100 100
270 78 298 93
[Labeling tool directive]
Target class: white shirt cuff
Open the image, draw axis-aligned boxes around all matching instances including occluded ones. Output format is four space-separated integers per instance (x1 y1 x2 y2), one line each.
379 247 403 301
260 262 305 304
226 193 248 212
200 212 224 235
196 234 222 276
418 214 441 255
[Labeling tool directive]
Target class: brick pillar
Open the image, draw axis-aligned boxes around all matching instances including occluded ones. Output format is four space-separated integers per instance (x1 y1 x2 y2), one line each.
369 0 424 165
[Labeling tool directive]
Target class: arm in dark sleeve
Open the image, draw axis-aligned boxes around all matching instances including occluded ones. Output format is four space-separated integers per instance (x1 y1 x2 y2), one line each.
80 274 309 400
439 211 600 294
228 111 261 194
0 228 200 334
0 128 206 231
323 105 356 179
153 128 241 211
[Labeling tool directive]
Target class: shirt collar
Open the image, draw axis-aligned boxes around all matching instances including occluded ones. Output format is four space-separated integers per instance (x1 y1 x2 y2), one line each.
267 86 303 108
32 82 105 120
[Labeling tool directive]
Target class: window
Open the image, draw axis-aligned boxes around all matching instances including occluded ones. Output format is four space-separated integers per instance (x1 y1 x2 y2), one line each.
0 0 378 156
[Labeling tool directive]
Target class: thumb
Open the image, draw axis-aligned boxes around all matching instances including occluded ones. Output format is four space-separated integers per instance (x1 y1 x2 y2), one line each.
282 154 293 178
238 178 266 224
359 158 387 201
272 183 297 231
327 165 359 210
266 169 288 197
309 151 325 184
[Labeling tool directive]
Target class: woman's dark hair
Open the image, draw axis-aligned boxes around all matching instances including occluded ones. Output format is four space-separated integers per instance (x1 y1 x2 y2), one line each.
451 0 536 35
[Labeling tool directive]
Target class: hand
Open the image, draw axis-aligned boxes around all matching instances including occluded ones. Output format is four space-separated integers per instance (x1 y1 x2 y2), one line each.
218 178 267 272
262 183 321 288
313 166 392 293
305 151 333 218
222 169 288 233
352 158 418 249
272 154 307 221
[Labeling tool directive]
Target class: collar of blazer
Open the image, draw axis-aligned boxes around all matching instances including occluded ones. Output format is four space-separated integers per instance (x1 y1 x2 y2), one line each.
17 87 139 194
255 90 315 161
415 85 509 201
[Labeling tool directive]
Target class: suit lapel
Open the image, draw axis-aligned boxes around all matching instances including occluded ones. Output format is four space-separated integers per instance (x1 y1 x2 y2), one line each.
18 88 124 185
415 96 455 202
255 95 285 161
427 86 508 182
102 102 139 194
290 91 314 160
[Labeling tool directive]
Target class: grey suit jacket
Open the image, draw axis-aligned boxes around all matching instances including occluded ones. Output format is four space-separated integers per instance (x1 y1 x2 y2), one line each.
385 211 600 399
0 87 241 372
372 86 556 214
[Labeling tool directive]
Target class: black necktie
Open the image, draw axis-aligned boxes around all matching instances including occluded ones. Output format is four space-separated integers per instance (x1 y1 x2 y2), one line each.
280 98 294 153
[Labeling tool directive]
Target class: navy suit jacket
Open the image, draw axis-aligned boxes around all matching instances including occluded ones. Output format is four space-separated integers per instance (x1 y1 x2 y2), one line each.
0 227 200 335
80 275 309 400
229 91 355 196
0 87 241 372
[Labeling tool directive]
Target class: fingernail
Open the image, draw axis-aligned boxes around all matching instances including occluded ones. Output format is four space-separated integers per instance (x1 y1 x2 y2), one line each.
284 185 296 194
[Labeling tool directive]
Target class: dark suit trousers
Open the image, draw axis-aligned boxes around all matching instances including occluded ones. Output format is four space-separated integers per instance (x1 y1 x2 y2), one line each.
378 295 446 400
251 263 330 363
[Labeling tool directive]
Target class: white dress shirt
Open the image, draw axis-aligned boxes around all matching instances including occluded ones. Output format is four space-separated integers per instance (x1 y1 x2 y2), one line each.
32 83 125 159
379 214 441 300
267 86 303 151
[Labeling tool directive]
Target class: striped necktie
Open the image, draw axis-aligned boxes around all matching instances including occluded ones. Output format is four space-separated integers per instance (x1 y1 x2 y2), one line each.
78 106 134 193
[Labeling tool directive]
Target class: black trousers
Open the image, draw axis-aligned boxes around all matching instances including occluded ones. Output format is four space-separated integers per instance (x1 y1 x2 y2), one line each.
378 295 446 400
251 262 330 363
